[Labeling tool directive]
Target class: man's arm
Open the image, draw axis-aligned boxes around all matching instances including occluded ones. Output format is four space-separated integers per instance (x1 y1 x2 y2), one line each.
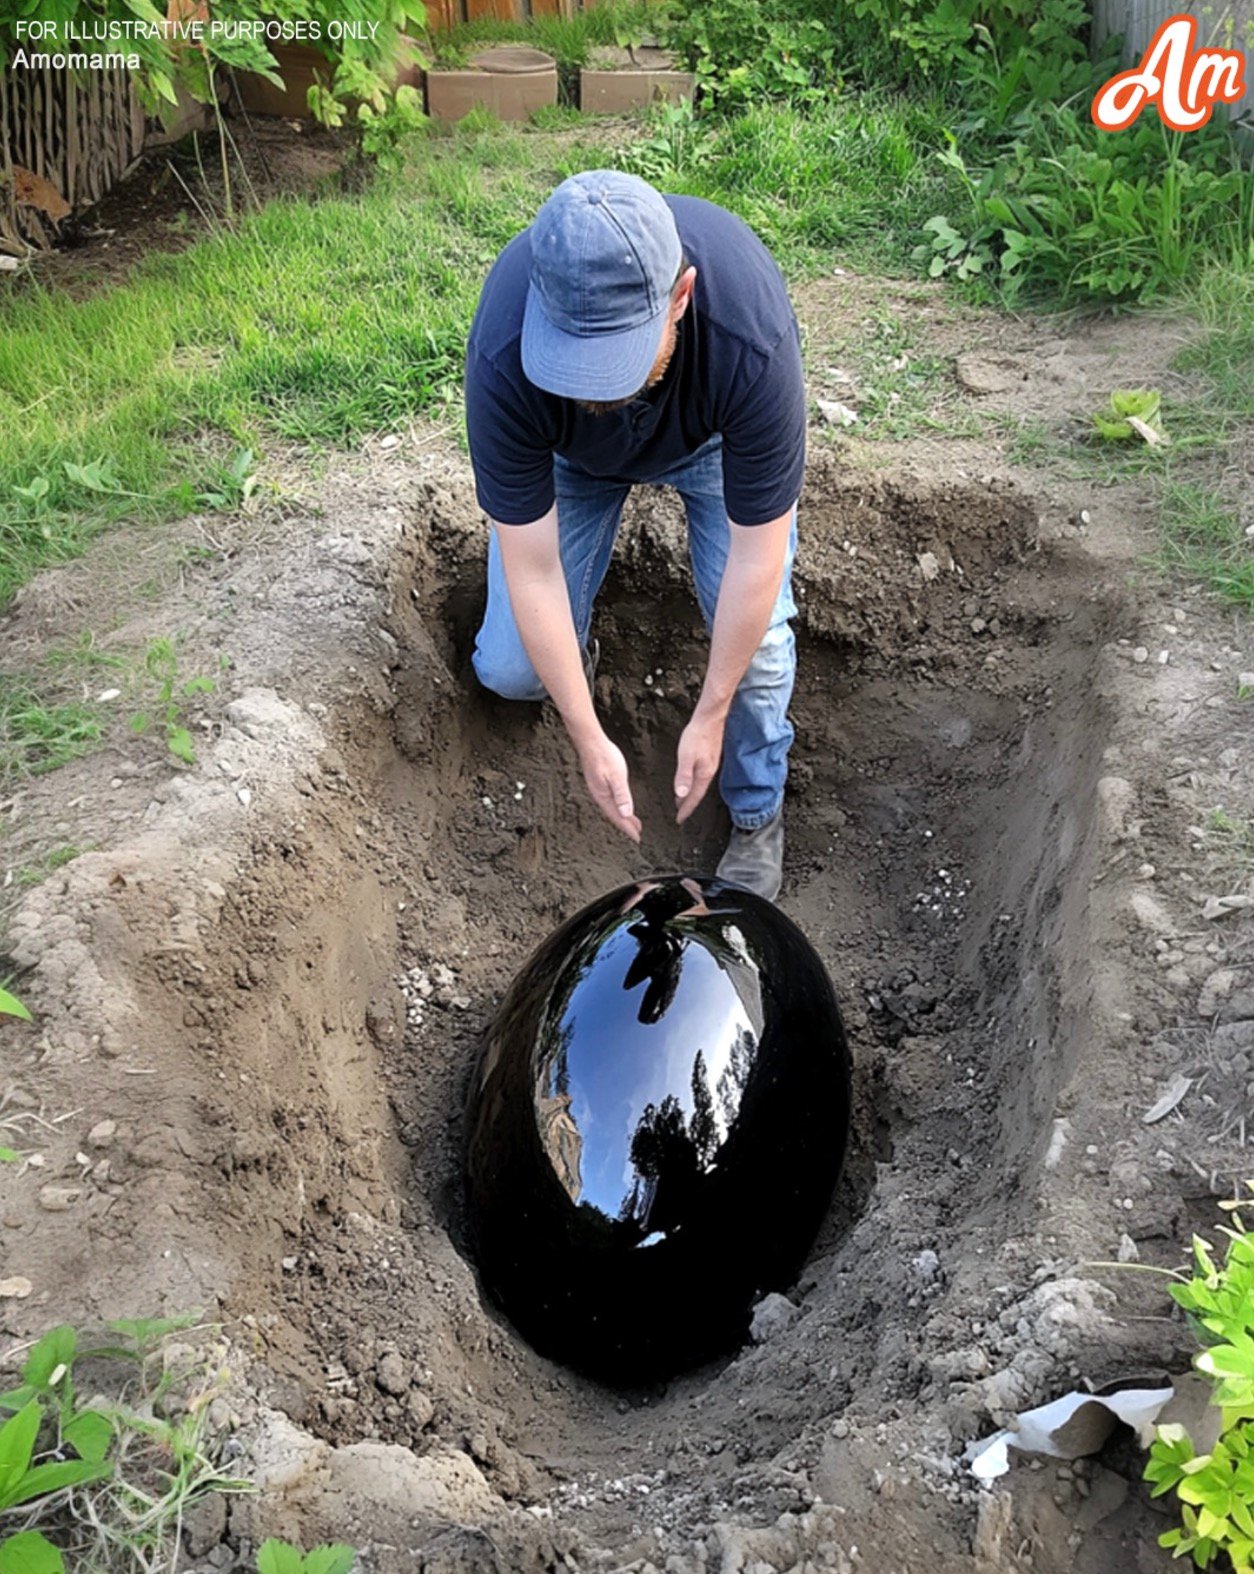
674 508 793 823
494 510 642 844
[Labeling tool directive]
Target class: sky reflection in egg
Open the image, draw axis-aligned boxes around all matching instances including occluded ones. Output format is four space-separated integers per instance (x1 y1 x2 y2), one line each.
466 876 852 1385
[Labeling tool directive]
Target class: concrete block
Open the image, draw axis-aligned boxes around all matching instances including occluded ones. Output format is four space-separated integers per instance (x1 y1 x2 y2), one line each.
426 44 558 123
579 67 694 113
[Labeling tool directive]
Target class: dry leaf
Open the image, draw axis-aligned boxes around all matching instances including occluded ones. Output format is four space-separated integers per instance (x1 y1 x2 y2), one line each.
11 166 71 222
1126 415 1166 447
1143 1072 1191 1124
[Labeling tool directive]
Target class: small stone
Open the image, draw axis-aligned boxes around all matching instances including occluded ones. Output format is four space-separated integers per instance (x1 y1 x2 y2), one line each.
911 1249 941 1283
407 1388 435 1430
1219 991 1254 1025
1132 647 1149 664
830 1417 850 1439
182 1490 228 1557
87 1120 117 1148
816 398 858 427
970 618 987 635
1199 969 1236 1019
38 1185 80 1212
0 1276 33 1298
376 1351 410 1396
749 1292 798 1343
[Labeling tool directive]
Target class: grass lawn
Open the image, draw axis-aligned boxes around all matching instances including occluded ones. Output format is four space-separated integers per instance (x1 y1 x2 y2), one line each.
0 100 964 608
1 93 1250 614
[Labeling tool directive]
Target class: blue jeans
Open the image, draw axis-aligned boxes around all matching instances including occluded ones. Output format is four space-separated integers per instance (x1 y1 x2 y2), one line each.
471 437 797 830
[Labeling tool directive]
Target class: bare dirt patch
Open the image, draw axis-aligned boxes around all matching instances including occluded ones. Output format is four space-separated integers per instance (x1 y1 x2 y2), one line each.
2 313 1253 1574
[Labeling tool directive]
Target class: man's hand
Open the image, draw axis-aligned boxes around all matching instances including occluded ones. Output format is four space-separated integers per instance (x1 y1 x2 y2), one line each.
577 728 642 843
674 706 726 824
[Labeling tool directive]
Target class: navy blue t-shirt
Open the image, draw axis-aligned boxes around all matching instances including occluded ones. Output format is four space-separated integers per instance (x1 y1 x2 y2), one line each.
464 195 806 528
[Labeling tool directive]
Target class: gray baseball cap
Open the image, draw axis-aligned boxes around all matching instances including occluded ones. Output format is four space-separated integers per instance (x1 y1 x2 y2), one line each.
521 170 684 402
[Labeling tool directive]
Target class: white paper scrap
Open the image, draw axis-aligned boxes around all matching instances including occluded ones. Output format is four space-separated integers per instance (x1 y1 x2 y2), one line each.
969 1382 1174 1481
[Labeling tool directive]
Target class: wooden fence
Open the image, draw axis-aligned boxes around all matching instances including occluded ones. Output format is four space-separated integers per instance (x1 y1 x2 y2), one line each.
0 63 145 252
425 0 601 28
1091 0 1253 121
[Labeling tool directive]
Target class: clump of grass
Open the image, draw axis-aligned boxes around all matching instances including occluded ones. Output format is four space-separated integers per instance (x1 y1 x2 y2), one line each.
0 682 103 778
14 845 88 888
1157 482 1253 610
0 1316 251 1574
614 94 960 275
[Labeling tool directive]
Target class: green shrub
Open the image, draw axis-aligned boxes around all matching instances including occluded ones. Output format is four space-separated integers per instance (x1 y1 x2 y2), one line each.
918 111 1253 302
1146 1196 1254 1571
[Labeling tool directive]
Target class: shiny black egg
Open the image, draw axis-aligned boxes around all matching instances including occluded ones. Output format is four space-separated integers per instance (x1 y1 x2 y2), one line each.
465 876 852 1385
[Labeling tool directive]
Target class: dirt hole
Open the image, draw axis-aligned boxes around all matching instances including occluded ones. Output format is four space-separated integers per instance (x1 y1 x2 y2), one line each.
198 458 1117 1547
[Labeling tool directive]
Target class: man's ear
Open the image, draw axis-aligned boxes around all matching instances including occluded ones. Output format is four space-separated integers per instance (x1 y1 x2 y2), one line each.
672 266 697 322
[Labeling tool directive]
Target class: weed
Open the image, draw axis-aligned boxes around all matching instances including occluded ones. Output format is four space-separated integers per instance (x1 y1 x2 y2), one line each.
14 847 87 889
925 112 1253 305
1092 388 1165 444
0 1317 250 1574
1204 808 1254 881
1145 1188 1254 1571
130 639 214 767
257 1540 356 1574
1157 483 1253 611
0 686 103 779
0 989 29 1022
194 448 259 513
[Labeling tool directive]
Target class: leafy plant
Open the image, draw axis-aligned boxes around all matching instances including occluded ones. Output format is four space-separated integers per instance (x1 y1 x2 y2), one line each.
0 1317 245 1573
1093 388 1164 442
662 0 843 107
1146 1192 1254 1569
195 448 259 512
923 110 1253 304
130 639 214 767
355 85 429 176
914 210 993 280
257 1540 356 1574
0 990 30 1022
619 99 717 186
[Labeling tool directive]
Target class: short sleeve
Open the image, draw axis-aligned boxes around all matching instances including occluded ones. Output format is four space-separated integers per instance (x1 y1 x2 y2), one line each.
719 318 807 526
465 345 556 525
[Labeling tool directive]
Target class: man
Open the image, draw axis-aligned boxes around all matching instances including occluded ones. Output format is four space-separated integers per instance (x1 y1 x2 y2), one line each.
465 170 805 901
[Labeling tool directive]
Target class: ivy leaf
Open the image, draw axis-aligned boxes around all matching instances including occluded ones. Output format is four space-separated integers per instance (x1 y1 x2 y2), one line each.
0 1530 66 1574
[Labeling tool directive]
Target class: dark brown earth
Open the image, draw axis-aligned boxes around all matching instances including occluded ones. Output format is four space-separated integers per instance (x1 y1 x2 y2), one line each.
1 285 1252 1574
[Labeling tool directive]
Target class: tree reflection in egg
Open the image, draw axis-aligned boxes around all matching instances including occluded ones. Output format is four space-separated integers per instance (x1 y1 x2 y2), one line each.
466 876 852 1385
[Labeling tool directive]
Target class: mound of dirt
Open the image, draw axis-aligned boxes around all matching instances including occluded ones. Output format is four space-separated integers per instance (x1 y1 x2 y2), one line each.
2 400 1251 1572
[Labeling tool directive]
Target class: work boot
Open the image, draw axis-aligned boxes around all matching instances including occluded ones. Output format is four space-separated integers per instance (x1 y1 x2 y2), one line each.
716 808 784 903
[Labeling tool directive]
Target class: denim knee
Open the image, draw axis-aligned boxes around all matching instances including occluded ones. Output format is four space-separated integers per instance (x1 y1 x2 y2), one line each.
472 647 547 703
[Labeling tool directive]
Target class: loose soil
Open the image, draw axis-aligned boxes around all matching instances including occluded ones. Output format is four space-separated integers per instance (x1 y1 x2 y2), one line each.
2 281 1252 1574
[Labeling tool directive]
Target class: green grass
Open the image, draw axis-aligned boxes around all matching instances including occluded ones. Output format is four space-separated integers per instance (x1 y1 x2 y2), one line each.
1157 481 1253 609
14 844 88 887
0 98 960 610
614 95 960 275
0 682 104 776
426 0 651 69
812 307 983 440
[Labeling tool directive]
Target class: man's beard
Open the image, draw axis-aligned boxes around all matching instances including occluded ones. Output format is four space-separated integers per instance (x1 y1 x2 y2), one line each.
578 320 678 417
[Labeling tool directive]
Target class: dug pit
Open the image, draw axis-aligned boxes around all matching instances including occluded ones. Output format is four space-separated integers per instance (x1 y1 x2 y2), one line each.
3 452 1139 1572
